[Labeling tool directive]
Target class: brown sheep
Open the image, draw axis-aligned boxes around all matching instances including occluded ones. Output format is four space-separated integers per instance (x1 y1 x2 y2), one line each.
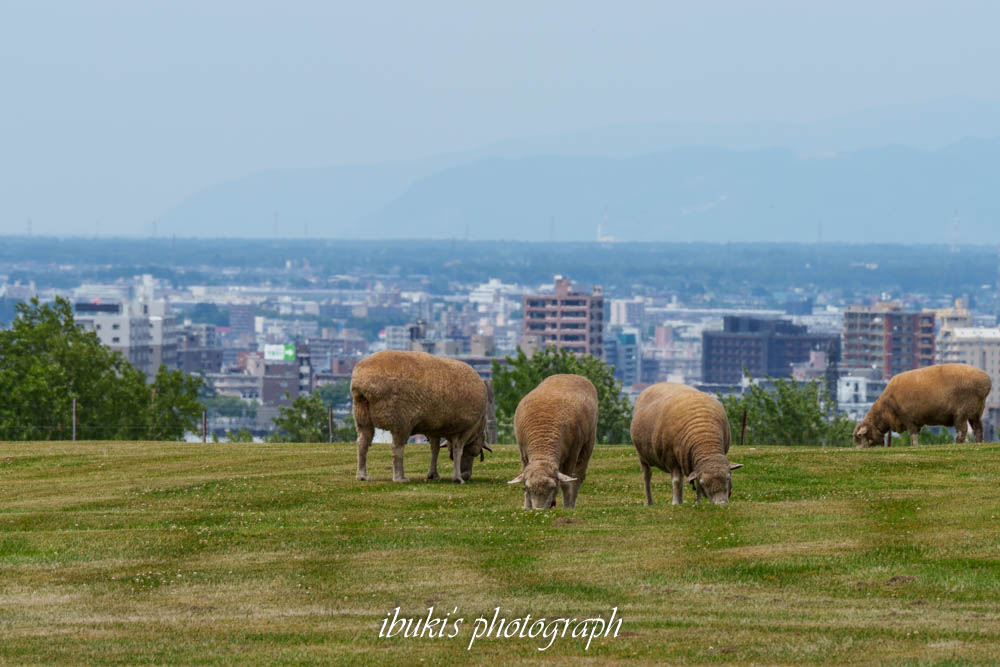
507 374 597 510
630 382 742 506
853 363 991 447
351 350 493 483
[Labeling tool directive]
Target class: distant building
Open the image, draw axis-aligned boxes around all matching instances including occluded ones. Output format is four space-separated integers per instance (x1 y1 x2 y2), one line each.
842 302 935 379
836 370 889 421
937 326 1000 439
604 329 641 386
228 303 258 336
522 276 604 358
609 297 644 327
384 325 410 351
177 322 223 374
75 301 154 377
701 315 840 386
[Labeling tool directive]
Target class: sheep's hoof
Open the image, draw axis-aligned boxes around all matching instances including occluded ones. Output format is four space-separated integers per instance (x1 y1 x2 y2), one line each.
452 477 465 484
427 471 440 481
356 473 371 481
392 476 410 483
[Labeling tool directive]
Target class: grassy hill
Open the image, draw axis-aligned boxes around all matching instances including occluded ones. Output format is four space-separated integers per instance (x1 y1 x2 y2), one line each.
2 441 1000 664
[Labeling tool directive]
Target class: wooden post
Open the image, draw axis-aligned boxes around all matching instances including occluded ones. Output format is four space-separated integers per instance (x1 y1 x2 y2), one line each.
72 397 77 442
202 410 207 443
739 409 747 448
328 407 334 443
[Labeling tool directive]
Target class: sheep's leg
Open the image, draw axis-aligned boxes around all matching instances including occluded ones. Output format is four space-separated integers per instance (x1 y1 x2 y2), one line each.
391 432 409 482
955 420 968 444
695 483 705 504
523 490 531 510
427 436 442 480
355 423 374 481
884 431 891 448
670 469 683 505
450 441 465 484
909 428 920 446
561 478 576 509
641 462 654 506
971 416 985 443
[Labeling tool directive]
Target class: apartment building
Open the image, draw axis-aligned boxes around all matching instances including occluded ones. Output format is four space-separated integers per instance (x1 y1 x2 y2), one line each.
842 302 935 379
522 276 604 358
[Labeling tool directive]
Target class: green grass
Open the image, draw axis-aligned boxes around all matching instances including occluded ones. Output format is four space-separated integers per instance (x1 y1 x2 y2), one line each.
2 441 1000 664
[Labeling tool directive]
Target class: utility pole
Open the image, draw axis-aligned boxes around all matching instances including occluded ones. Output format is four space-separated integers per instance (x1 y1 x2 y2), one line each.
328 407 334 443
72 398 77 441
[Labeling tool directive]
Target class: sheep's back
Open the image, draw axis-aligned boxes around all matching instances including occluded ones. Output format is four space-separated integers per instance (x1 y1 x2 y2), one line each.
351 350 486 432
514 374 597 460
632 383 729 467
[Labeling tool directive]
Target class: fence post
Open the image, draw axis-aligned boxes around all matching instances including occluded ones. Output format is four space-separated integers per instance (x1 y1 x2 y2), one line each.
72 397 77 442
328 407 334 443
202 410 207 443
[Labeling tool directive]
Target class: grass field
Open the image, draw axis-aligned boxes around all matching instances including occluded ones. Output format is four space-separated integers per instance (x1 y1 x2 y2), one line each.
2 440 1000 665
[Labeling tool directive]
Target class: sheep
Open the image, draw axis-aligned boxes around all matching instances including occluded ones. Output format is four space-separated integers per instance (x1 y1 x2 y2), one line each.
507 374 598 510
853 363 991 447
630 382 742 506
351 350 493 483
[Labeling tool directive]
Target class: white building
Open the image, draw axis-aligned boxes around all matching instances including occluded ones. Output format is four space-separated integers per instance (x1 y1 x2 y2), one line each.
609 297 645 327
937 327 1000 430
837 372 889 421
384 325 411 351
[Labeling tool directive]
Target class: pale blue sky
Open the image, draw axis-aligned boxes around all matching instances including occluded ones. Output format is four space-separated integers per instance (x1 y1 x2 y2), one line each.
2 0 999 236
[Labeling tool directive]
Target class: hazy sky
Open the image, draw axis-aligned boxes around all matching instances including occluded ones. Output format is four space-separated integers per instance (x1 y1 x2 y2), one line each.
2 0 999 236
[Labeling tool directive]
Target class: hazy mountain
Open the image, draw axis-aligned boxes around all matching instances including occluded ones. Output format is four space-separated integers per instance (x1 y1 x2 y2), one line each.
359 139 1000 243
156 98 1000 243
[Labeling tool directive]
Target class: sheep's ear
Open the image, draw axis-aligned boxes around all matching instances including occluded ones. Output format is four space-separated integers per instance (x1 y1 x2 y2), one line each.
729 463 743 471
507 473 525 485
686 471 699 482
857 425 868 435
557 472 577 483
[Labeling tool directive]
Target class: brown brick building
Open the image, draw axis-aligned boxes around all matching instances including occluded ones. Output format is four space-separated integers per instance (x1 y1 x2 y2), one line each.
842 302 935 379
522 276 604 358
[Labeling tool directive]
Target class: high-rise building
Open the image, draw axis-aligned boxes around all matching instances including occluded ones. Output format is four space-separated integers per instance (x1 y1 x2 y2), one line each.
842 303 935 379
936 327 1000 437
522 276 604 358
702 316 840 386
604 329 641 386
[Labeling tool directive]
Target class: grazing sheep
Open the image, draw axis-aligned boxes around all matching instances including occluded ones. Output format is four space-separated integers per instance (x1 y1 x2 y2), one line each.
630 382 742 506
351 350 493 483
853 363 991 447
507 374 597 510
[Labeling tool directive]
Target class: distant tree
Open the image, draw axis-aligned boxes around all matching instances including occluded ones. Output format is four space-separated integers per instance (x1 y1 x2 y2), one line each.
270 392 356 443
718 375 854 447
188 302 230 327
203 394 258 419
0 297 204 441
491 346 633 444
228 427 255 443
147 364 205 440
315 380 351 408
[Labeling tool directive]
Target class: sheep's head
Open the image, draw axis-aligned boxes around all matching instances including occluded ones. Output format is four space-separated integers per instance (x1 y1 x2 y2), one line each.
853 421 882 448
687 461 742 505
508 463 576 510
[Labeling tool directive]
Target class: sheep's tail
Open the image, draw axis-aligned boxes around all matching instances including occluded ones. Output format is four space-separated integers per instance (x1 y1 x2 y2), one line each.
351 387 373 430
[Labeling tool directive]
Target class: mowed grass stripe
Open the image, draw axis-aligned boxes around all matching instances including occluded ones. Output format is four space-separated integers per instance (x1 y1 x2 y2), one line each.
2 441 1000 664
